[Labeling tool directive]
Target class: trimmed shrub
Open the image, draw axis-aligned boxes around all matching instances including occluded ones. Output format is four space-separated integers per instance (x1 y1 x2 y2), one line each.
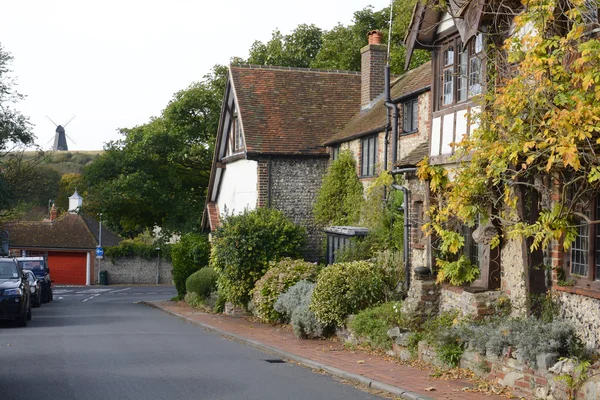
251 258 321 323
274 280 315 322
210 208 306 306
310 260 385 326
291 306 327 339
171 233 210 298
186 267 217 299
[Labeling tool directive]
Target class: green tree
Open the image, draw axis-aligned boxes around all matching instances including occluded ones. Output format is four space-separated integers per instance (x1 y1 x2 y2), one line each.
83 66 227 236
171 233 211 298
55 173 84 211
0 44 35 216
247 24 323 68
313 150 364 226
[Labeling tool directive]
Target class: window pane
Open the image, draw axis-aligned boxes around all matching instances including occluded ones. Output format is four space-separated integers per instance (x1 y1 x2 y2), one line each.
443 69 454 105
469 57 482 95
571 217 589 277
362 139 368 175
475 33 483 54
403 102 410 131
444 46 454 66
412 99 418 131
458 44 468 101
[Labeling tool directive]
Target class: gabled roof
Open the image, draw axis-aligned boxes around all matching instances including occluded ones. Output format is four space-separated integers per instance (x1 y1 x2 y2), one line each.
5 213 122 250
230 65 362 156
404 0 487 68
324 61 432 146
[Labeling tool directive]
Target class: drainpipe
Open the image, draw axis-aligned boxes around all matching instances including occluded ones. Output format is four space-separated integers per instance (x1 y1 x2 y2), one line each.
392 183 411 292
384 65 399 168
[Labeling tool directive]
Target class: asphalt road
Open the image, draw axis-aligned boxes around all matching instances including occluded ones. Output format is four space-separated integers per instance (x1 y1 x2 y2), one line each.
0 285 385 400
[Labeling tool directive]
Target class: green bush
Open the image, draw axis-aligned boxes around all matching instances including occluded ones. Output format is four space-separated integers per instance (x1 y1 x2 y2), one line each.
350 302 404 350
274 280 315 322
171 233 210 298
310 260 385 326
313 150 363 226
210 208 306 306
186 267 217 299
251 258 321 323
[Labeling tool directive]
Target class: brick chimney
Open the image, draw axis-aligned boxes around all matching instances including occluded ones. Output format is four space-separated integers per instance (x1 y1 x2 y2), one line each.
50 204 57 221
361 30 387 109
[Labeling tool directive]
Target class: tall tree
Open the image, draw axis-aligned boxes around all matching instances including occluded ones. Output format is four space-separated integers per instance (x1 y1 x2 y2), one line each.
83 65 227 237
0 43 36 217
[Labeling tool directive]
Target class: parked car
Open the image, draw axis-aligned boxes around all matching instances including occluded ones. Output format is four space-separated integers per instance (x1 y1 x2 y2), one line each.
24 270 42 308
16 257 52 303
0 258 31 327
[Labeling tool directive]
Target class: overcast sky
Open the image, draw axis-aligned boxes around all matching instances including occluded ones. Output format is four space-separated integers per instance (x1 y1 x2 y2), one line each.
1 0 390 151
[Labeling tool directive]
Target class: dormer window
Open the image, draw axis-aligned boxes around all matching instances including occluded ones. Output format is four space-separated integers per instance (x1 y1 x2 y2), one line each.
438 33 485 109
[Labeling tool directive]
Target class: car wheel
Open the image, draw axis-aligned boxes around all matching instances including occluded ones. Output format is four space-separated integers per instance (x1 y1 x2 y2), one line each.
42 289 48 304
16 309 27 327
34 294 41 308
27 303 32 321
49 288 53 302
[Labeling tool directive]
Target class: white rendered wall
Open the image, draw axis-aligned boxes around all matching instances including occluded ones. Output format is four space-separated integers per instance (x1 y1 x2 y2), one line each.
431 117 442 157
217 159 258 216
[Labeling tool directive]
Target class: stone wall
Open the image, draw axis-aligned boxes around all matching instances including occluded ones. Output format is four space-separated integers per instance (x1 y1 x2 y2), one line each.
94 257 173 285
500 237 530 316
439 286 502 318
269 157 329 261
556 290 600 351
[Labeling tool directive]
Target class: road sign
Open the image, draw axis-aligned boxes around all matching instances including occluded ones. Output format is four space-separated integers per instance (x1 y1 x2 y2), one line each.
95 246 104 259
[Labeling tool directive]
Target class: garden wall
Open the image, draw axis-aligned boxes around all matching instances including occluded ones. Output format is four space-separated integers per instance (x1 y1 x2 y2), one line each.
439 286 501 318
94 257 173 285
555 290 600 351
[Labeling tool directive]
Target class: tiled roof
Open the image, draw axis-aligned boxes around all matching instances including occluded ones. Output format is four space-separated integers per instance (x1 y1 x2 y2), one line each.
5 213 121 250
395 141 430 168
230 65 362 155
324 61 432 145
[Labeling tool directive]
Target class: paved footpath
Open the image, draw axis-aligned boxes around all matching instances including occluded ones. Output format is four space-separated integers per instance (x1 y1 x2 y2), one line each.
150 301 525 400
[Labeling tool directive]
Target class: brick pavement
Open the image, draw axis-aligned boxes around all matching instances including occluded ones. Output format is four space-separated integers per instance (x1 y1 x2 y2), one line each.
151 301 524 400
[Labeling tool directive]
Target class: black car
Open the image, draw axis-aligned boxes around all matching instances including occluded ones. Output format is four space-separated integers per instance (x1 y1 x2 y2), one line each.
0 258 31 327
16 257 52 303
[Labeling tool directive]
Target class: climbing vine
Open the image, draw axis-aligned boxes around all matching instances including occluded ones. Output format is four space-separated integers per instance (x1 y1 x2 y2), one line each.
418 0 600 284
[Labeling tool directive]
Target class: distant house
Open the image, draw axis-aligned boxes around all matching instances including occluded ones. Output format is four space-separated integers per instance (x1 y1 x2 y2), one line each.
4 192 121 285
324 56 432 272
201 64 362 260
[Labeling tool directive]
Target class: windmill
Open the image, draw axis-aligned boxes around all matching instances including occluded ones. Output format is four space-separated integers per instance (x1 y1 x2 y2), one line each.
47 115 76 151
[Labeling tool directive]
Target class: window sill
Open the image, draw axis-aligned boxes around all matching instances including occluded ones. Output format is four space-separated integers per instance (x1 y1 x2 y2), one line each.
554 284 600 300
400 130 418 137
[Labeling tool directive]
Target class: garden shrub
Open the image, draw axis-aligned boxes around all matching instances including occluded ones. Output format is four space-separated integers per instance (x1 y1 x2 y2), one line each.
184 292 203 308
420 311 465 367
313 150 363 226
274 280 327 339
186 267 217 299
291 306 327 339
274 280 315 322
251 258 321 323
210 208 306 306
350 302 404 350
457 318 584 367
310 260 385 326
171 233 210 298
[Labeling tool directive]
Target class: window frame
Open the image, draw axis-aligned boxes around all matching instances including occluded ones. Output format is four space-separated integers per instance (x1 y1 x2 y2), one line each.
436 33 485 110
402 98 419 134
331 145 340 161
233 115 244 153
565 196 600 291
360 135 378 177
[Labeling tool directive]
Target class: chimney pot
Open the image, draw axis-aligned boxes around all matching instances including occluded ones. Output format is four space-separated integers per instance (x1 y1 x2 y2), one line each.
368 30 383 45
50 204 57 222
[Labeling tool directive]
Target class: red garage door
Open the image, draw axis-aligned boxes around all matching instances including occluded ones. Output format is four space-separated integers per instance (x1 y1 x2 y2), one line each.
48 252 87 285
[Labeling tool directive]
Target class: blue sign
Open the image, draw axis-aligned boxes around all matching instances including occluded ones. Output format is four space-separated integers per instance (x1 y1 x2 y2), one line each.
95 246 104 258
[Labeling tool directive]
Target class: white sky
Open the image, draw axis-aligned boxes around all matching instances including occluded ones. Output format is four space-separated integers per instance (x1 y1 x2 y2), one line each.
1 0 390 151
